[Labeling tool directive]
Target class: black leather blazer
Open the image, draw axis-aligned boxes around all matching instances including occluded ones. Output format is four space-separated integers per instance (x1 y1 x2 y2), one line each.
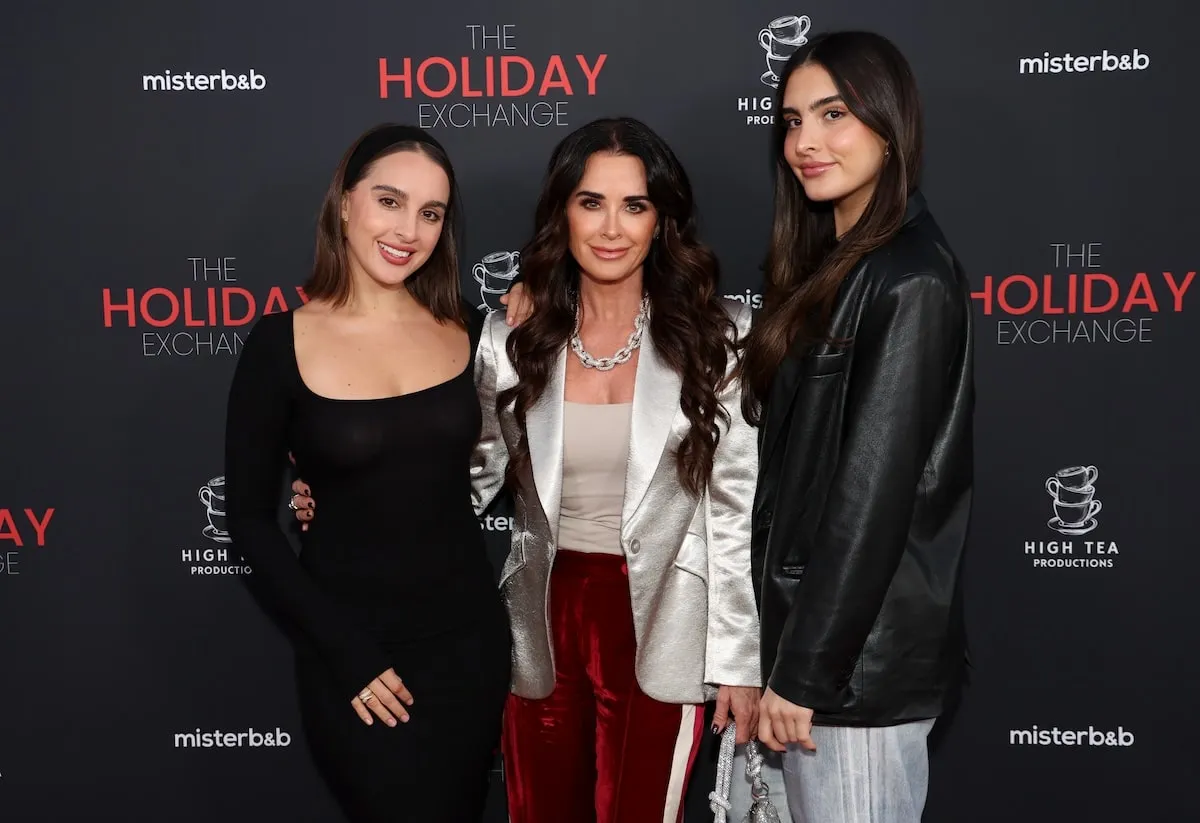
752 191 974 726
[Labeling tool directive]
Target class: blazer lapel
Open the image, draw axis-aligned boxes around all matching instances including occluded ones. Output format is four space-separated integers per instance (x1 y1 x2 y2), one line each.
526 347 567 545
759 353 804 470
622 329 683 531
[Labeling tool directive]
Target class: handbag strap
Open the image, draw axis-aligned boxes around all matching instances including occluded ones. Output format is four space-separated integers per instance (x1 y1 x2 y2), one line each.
709 721 738 822
743 740 784 822
710 721 786 823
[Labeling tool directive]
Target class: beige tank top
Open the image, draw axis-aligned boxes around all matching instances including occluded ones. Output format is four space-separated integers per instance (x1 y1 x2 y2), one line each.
557 401 632 555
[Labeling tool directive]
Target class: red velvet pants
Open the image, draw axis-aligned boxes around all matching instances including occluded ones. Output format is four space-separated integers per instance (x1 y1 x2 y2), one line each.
502 550 704 823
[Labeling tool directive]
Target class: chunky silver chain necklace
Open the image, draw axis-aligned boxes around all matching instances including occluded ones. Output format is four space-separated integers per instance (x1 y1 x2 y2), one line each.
569 295 650 371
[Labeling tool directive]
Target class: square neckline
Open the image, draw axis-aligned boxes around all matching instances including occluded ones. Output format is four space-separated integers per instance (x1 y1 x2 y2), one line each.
285 309 471 403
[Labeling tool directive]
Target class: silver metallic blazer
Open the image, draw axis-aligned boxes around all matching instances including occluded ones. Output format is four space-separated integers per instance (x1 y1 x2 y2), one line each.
470 298 761 704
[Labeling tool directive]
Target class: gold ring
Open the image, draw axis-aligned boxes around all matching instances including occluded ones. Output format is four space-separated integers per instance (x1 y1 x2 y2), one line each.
358 689 375 703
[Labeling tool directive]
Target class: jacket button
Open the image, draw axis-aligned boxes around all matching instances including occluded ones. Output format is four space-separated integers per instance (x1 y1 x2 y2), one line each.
628 539 641 554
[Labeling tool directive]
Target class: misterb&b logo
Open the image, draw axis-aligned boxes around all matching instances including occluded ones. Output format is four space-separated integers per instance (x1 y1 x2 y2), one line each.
142 69 267 92
1018 49 1149 75
1009 725 1134 747
174 727 291 748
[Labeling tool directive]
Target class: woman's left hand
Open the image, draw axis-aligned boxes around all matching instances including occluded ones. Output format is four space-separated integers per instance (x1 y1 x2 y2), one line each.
714 685 761 744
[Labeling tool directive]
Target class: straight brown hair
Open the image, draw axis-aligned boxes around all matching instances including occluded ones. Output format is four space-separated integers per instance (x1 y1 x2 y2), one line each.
740 32 923 423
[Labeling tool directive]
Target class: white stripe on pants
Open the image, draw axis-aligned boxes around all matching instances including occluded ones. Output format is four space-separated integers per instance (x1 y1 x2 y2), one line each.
781 719 936 823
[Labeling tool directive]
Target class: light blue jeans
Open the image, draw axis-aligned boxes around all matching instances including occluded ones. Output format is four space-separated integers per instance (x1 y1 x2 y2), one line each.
781 719 936 823
728 743 794 822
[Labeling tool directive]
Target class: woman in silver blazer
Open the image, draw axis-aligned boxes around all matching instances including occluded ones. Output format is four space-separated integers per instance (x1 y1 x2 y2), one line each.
476 117 761 823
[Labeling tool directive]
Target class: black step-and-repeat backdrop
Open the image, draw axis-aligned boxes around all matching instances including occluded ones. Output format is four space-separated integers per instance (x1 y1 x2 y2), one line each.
1 0 1195 820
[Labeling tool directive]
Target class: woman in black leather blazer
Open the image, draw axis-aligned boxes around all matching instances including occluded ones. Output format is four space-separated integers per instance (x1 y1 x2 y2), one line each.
741 30 975 823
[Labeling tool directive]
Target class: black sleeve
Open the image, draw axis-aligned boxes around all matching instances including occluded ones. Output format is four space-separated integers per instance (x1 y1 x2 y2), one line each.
223 313 392 699
768 272 967 708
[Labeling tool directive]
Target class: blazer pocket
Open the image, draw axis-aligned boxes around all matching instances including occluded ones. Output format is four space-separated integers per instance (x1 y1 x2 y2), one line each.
672 532 708 583
801 351 847 378
498 534 527 587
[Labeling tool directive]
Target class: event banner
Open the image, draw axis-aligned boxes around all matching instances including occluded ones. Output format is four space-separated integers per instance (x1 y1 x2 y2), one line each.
1 0 1193 820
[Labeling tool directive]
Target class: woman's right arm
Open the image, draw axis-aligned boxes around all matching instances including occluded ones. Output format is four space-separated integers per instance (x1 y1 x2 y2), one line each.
224 316 392 700
470 316 510 515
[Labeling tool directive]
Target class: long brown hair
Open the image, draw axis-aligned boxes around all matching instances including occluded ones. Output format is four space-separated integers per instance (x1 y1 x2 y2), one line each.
740 31 923 423
304 123 466 326
498 117 736 497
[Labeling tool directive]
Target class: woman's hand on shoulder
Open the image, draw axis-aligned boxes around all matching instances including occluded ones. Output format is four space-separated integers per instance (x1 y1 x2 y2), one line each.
499 283 532 327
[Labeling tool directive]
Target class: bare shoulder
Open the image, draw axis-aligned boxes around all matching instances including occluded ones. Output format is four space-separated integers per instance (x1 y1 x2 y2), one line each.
290 299 335 334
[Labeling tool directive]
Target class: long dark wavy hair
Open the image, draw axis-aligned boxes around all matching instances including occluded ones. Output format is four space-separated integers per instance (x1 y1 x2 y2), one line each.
498 117 736 497
740 31 923 423
303 123 466 327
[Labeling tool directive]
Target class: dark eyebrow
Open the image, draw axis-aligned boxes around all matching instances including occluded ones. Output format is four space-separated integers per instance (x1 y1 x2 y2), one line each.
372 185 407 199
372 185 447 210
576 190 650 202
780 95 845 118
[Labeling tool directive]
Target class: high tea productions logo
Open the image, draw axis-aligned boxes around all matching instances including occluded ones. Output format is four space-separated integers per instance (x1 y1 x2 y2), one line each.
473 250 520 313
738 13 813 126
758 15 810 88
181 475 250 576
1026 464 1119 570
1046 465 1101 535
198 476 230 544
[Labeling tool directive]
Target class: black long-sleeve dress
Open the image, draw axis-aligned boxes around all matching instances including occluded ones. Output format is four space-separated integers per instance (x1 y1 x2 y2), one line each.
223 306 511 823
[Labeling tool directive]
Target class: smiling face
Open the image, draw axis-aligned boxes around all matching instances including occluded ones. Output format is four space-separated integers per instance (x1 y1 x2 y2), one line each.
566 151 659 287
339 148 451 291
780 61 889 234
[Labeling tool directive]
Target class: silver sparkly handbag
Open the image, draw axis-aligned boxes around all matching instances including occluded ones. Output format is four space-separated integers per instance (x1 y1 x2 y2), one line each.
709 721 784 823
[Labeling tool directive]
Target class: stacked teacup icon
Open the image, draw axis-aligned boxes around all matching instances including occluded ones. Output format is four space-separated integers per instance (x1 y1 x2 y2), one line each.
759 14 811 89
474 250 520 313
198 475 232 544
1045 465 1102 535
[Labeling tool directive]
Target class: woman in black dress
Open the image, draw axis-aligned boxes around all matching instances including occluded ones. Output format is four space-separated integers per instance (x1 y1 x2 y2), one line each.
223 123 511 822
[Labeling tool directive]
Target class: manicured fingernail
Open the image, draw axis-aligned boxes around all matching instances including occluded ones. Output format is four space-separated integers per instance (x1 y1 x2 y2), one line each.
711 724 720 735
